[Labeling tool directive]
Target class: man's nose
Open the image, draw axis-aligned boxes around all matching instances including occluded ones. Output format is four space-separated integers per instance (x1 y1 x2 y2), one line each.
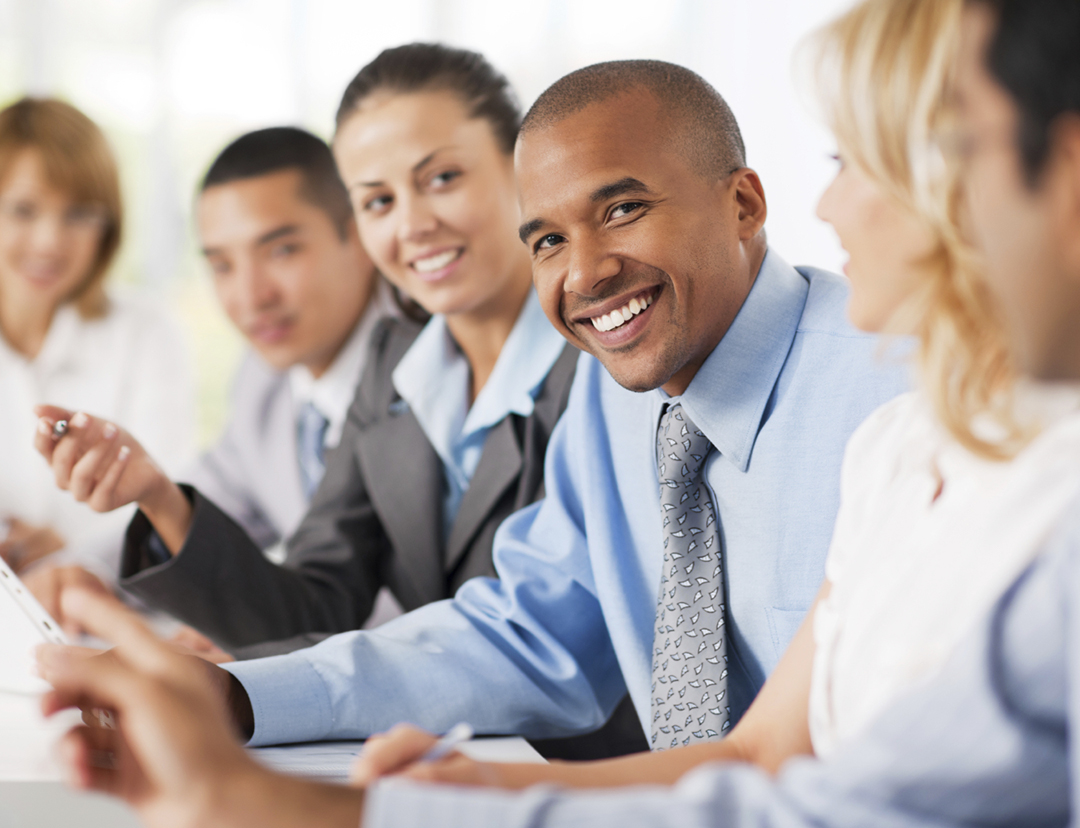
237 262 280 310
564 236 622 297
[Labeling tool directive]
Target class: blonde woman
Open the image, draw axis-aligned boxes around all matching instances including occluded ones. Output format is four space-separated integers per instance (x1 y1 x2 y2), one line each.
0 98 193 581
345 0 1080 788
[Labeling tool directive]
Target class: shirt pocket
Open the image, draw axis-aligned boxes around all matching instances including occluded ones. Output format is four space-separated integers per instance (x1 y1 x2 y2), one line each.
764 606 809 659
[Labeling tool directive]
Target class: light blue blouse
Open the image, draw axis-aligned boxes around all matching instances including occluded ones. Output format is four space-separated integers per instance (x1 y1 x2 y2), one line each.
391 289 566 541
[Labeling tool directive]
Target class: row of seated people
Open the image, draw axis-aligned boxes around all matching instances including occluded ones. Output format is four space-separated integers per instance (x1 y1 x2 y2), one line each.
18 0 1080 824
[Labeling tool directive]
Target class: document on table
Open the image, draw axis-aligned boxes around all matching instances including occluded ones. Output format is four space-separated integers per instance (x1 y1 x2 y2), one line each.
0 555 79 782
250 737 547 782
0 555 68 695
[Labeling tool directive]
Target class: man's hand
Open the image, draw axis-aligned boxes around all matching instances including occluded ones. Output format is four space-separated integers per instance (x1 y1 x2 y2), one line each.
0 518 65 572
37 589 363 828
33 405 194 553
22 565 113 635
351 723 503 788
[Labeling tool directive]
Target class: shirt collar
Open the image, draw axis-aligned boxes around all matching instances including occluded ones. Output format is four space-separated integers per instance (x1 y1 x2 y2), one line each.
673 249 809 473
289 278 397 446
392 288 565 460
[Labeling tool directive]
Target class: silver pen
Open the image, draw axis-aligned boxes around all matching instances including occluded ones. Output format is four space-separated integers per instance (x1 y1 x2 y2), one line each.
419 722 474 762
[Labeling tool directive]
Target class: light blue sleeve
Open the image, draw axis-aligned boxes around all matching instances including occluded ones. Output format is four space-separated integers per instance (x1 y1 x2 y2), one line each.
225 364 626 746
363 512 1080 828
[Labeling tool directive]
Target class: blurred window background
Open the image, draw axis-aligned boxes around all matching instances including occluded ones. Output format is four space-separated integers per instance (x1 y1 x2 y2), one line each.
0 0 857 447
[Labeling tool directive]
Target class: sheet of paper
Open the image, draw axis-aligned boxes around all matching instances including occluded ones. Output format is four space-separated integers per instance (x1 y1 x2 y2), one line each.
0 692 81 782
249 736 546 781
0 557 68 695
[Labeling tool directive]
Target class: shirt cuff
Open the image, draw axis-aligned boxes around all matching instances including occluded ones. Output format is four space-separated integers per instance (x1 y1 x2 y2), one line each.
223 651 335 746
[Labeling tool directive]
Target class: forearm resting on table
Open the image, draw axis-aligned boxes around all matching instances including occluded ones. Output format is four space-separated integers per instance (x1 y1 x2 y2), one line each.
138 475 194 554
495 736 757 790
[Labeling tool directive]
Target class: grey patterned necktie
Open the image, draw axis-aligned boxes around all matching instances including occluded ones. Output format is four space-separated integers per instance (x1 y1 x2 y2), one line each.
650 402 731 750
297 401 330 500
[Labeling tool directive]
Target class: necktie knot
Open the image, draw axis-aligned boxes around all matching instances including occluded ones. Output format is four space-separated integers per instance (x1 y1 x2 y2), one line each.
656 404 712 485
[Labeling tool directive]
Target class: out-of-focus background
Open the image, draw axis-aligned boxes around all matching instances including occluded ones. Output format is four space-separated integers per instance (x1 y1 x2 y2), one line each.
0 0 857 446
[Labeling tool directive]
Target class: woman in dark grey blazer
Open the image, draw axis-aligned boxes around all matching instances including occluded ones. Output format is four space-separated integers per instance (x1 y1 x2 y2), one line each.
39 44 643 759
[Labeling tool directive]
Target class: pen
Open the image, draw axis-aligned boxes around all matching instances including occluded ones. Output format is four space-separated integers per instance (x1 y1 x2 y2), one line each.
419 722 474 762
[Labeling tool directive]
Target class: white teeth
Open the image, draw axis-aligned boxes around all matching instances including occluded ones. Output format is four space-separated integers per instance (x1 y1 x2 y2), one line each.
413 249 460 273
589 291 654 333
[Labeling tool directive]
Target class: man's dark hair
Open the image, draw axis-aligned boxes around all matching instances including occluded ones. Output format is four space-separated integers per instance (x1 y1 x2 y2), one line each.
521 59 746 180
201 126 353 239
971 0 1080 184
335 43 521 155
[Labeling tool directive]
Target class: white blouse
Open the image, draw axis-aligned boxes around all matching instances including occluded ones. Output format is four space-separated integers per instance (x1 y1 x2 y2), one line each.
809 386 1080 757
0 295 195 580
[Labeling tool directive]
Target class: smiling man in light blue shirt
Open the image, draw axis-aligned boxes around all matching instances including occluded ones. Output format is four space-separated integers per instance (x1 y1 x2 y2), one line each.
220 60 907 748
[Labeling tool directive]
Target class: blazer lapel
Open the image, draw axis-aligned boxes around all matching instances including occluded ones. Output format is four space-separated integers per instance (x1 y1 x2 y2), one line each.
443 415 522 572
355 408 446 603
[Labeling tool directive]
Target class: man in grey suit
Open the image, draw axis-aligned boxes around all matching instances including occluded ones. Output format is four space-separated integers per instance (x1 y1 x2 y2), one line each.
32 127 398 634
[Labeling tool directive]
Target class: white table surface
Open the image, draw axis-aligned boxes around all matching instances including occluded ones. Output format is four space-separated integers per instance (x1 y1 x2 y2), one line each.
0 690 544 827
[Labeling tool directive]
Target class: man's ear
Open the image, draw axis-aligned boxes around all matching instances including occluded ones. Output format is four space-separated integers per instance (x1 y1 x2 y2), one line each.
728 169 767 242
1049 115 1080 283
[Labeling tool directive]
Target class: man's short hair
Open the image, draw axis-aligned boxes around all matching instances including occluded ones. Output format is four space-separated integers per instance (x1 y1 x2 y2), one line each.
201 127 353 239
520 59 746 181
971 0 1080 184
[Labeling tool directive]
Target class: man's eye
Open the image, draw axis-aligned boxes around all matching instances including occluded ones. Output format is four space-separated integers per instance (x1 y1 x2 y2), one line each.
534 234 564 253
610 202 644 219
270 243 299 258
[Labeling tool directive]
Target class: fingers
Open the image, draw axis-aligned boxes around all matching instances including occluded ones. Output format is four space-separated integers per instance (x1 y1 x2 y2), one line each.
67 424 123 502
350 724 439 785
47 412 108 491
84 445 132 512
24 567 111 635
55 589 176 677
37 646 143 721
60 726 123 794
399 753 496 786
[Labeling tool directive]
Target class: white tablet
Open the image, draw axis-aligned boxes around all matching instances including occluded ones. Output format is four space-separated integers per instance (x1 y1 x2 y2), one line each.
0 556 69 694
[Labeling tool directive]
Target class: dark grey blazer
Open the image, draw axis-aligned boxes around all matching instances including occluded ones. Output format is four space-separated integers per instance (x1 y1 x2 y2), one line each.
119 316 578 654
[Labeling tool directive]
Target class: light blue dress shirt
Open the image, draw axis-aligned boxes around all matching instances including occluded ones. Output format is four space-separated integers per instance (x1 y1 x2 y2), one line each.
363 490 1080 828
391 289 567 541
225 251 908 747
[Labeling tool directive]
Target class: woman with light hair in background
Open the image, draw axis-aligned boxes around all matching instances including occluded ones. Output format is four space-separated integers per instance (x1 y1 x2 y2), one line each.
342 0 1080 788
0 98 193 588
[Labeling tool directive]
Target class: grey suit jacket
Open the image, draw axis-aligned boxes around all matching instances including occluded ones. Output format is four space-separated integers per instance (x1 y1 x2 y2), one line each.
182 352 307 552
120 316 579 655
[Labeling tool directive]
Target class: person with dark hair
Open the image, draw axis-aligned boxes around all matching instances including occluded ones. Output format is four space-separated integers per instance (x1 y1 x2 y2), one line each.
31 0 1080 826
39 40 907 767
33 45 643 758
30 125 398 639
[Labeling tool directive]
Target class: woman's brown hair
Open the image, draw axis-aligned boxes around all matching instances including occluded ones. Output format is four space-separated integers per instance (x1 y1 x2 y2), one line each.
0 97 122 318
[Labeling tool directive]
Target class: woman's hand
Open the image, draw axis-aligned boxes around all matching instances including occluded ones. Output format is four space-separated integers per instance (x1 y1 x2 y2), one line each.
168 625 235 665
37 589 364 828
0 517 65 572
350 723 503 788
21 565 113 635
33 405 194 553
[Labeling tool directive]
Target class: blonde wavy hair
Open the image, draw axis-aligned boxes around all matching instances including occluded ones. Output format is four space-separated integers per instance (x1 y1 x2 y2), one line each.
0 97 122 319
812 0 1025 459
